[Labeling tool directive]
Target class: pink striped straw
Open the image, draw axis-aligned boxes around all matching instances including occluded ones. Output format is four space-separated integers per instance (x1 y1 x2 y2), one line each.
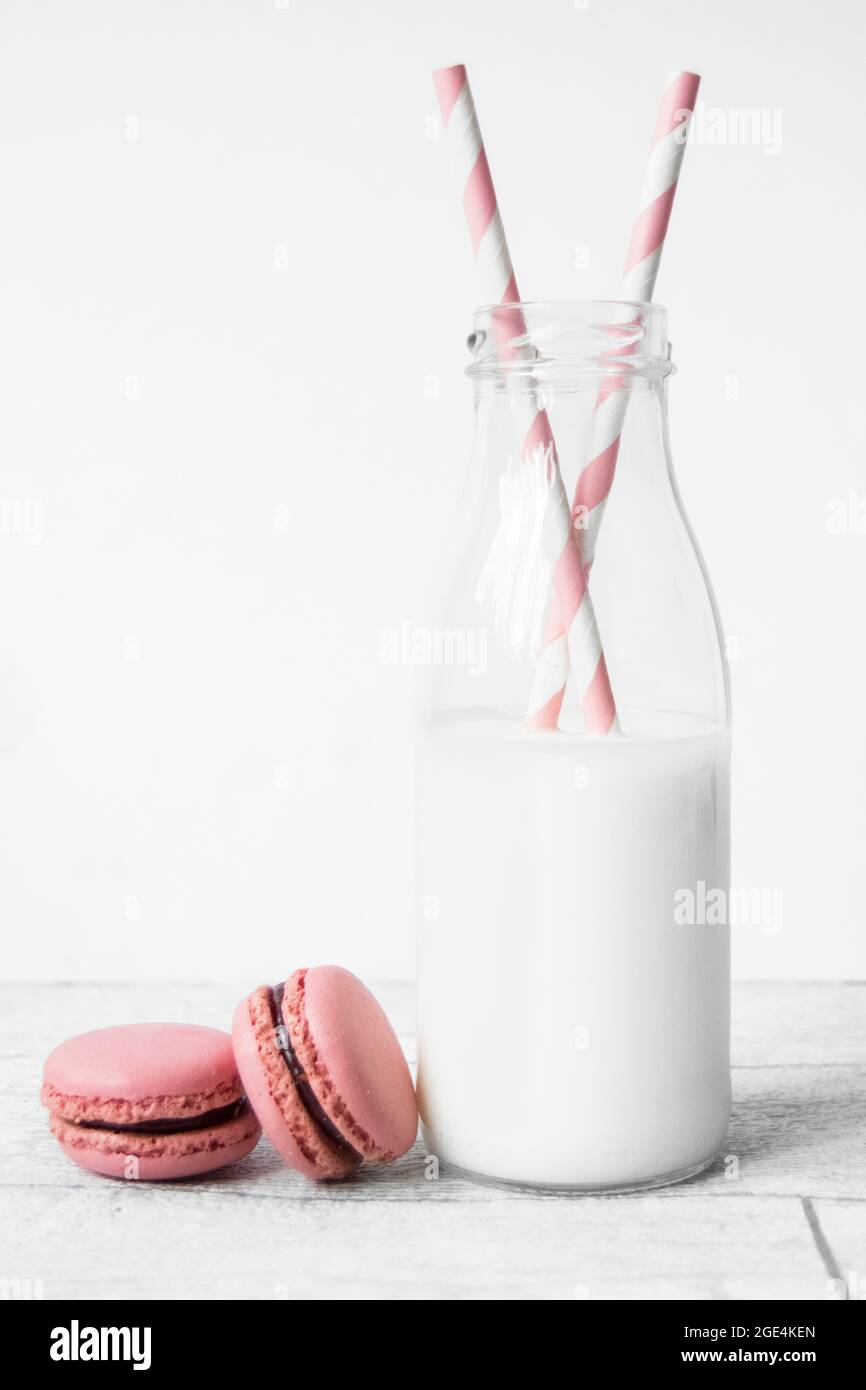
528 70 700 720
434 64 618 734
576 71 701 566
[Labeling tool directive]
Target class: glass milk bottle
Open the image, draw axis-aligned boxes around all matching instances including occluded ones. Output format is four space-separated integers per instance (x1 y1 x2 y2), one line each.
415 301 731 1191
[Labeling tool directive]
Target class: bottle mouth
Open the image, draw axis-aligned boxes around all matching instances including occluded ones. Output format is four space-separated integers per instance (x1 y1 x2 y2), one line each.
466 299 673 382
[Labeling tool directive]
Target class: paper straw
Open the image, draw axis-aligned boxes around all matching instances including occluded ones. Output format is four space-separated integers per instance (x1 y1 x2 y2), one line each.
577 70 701 567
528 70 700 720
434 64 617 733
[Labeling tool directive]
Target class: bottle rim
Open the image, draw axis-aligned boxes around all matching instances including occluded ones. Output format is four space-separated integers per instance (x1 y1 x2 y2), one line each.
466 299 673 382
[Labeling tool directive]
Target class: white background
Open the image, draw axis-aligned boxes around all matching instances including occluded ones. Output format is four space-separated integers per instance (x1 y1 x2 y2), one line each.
1 0 863 982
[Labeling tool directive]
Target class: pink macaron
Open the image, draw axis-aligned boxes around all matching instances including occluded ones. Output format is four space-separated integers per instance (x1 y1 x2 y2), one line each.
41 1023 262 1180
232 965 418 1180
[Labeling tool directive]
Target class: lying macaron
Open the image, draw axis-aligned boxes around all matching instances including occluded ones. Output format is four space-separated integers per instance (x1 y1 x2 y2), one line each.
232 965 417 1180
41 1022 261 1180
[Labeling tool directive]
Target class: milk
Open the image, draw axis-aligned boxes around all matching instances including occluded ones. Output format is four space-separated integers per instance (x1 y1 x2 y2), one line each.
415 711 731 1189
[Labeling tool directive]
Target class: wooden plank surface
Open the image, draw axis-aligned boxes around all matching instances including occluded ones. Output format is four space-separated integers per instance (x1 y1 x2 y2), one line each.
0 1185 829 1302
811 1200 866 1300
1 981 863 1300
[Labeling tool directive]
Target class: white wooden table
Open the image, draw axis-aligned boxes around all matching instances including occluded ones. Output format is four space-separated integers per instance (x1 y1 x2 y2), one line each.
2 981 863 1300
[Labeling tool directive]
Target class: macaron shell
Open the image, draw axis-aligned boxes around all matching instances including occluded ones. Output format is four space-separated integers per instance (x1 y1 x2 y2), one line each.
56 1128 261 1182
43 1023 242 1125
231 989 360 1181
49 1108 260 1181
288 966 418 1162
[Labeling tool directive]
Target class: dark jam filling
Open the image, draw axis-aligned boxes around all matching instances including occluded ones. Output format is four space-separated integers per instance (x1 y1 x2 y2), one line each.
79 1099 249 1136
269 983 360 1160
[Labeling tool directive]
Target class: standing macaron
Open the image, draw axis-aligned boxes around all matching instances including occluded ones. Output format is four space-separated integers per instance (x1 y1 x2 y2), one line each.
41 1023 261 1180
232 966 417 1180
